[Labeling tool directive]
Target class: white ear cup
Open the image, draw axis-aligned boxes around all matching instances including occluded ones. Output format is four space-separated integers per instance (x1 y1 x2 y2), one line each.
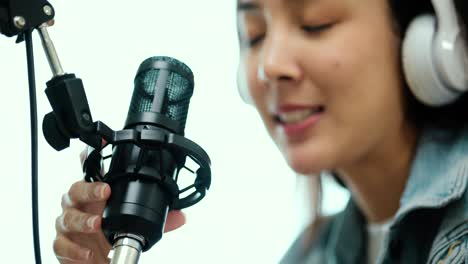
237 62 254 105
402 14 462 106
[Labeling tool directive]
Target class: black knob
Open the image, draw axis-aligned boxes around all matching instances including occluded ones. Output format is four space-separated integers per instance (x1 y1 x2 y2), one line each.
42 112 70 151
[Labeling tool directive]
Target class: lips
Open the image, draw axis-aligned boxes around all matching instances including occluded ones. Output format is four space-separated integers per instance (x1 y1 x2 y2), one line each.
273 105 325 136
275 106 325 125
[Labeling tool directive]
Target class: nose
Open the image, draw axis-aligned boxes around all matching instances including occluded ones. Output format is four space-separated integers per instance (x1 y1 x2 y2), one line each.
258 33 303 84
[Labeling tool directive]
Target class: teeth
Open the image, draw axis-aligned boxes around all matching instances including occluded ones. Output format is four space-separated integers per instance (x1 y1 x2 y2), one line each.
278 108 322 124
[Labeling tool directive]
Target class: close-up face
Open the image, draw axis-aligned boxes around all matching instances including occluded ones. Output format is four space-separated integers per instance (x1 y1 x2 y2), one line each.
237 0 410 175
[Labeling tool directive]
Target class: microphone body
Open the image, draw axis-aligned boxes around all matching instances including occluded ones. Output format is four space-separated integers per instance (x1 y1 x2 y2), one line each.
101 56 197 263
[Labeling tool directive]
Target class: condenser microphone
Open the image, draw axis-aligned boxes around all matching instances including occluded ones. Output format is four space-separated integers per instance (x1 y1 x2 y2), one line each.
83 56 212 264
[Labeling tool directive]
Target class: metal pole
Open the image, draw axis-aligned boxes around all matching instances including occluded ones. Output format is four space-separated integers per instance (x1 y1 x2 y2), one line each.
108 234 144 264
37 23 64 76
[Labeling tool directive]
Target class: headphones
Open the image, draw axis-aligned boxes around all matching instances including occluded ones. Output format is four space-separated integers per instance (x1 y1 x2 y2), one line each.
237 0 468 107
403 0 467 106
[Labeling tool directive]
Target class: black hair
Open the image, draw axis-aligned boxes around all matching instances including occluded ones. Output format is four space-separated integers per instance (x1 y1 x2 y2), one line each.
455 0 468 38
390 0 468 133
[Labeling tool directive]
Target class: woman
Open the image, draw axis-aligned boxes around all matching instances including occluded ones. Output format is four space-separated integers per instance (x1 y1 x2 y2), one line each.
54 0 468 263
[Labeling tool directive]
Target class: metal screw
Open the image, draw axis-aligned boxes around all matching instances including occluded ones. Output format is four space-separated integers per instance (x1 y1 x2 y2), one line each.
13 16 26 29
82 112 91 123
43 5 53 16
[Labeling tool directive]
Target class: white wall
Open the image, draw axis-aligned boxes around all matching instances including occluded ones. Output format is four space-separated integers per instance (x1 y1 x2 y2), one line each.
0 1 348 263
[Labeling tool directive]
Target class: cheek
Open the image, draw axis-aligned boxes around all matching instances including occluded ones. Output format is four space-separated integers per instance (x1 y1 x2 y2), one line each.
318 22 403 119
286 31 405 172
246 59 259 100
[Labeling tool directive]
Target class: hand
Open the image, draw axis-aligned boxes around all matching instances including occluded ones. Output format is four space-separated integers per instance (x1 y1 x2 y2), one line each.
53 148 186 263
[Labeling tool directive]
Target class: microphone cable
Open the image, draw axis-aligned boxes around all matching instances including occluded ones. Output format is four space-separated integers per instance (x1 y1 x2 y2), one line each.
24 28 42 264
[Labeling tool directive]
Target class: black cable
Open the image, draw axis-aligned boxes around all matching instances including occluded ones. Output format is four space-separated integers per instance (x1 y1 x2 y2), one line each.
25 29 42 264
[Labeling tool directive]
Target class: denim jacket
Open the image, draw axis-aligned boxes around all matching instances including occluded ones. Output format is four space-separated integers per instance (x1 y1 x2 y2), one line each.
281 126 468 264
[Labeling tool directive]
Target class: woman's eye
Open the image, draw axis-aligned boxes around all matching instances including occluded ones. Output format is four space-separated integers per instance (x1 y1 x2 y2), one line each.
302 23 334 34
242 23 333 47
247 34 265 47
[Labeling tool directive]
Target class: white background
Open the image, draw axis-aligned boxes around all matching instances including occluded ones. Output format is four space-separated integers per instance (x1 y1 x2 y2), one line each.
0 1 349 263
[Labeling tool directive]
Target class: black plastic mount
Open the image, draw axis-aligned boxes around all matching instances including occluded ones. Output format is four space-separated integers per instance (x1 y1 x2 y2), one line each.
42 74 101 151
83 122 212 210
82 122 212 250
0 0 54 38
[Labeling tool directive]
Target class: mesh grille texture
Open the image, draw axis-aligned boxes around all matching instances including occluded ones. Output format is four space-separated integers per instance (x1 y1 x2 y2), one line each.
128 56 194 129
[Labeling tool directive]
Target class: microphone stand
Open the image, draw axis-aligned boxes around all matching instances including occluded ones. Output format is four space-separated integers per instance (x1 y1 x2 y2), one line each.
37 23 64 76
108 234 145 264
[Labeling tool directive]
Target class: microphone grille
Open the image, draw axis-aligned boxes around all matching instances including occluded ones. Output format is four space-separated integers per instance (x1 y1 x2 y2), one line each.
129 56 194 130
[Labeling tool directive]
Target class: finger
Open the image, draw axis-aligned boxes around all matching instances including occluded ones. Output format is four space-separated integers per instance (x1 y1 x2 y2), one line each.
58 260 88 264
56 207 101 234
58 260 86 264
164 210 186 233
53 235 92 262
61 193 73 209
67 181 110 206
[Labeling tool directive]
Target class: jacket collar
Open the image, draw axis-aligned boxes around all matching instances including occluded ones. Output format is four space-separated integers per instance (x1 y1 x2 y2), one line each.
328 126 468 263
394 126 468 224
326 200 367 263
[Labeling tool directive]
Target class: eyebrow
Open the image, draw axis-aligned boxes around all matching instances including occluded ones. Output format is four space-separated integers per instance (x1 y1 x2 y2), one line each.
237 2 259 12
237 0 310 12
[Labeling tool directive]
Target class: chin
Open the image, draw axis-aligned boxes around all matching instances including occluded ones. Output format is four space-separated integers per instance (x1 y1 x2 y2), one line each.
284 149 328 176
274 130 340 176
